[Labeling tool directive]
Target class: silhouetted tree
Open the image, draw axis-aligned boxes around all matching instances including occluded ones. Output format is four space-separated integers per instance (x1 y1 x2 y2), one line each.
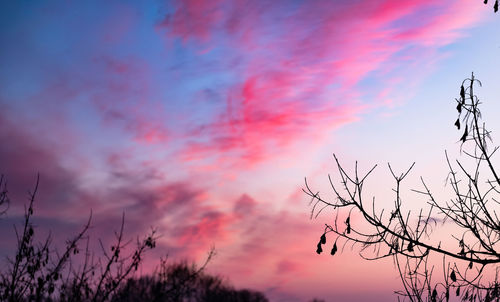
112 256 269 302
305 73 500 301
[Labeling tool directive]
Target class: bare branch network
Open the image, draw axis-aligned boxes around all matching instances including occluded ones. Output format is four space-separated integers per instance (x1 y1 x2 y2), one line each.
0 175 159 302
305 73 500 302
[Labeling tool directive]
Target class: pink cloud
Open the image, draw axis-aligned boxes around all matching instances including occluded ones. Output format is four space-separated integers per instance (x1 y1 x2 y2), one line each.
174 210 235 248
392 0 483 45
162 0 485 168
233 193 257 217
89 56 171 145
0 108 89 216
275 259 301 274
0 108 412 300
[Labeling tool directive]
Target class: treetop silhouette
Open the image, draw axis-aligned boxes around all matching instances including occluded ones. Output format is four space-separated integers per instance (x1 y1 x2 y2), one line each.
306 73 500 301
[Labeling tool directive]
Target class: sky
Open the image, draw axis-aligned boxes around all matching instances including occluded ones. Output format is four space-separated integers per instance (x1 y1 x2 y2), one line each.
1 1 500 301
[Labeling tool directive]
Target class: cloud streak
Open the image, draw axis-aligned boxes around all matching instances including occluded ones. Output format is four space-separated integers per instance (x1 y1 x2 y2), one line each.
158 0 484 167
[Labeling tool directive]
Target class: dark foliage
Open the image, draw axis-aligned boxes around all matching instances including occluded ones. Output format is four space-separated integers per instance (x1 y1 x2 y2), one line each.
112 260 268 302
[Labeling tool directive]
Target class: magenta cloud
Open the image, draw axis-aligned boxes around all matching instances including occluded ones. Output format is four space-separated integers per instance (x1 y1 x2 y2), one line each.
158 0 484 168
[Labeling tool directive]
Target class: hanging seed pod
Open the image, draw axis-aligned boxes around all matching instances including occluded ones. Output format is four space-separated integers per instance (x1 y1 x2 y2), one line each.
461 124 468 143
468 261 473 269
407 241 414 252
346 217 351 234
450 270 457 282
331 242 337 256
456 102 462 113
460 85 465 101
495 0 499 12
316 242 323 254
485 0 488 4
456 286 460 296
320 233 326 245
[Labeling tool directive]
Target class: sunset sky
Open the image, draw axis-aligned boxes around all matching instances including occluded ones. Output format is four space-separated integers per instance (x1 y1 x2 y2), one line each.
1 1 500 301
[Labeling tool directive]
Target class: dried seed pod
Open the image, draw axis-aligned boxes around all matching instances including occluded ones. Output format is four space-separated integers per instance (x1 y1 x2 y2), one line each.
456 102 462 113
316 242 323 254
450 270 457 282
407 241 414 252
456 286 460 296
460 85 465 101
320 233 326 245
331 242 337 256
461 125 468 143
